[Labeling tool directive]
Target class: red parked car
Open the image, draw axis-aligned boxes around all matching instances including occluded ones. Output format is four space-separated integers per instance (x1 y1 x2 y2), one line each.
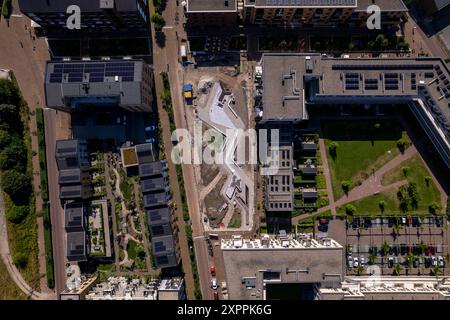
210 265 216 276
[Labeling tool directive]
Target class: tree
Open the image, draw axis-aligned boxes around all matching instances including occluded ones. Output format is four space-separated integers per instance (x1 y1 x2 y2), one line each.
12 252 28 268
431 266 442 276
0 142 27 171
428 201 441 215
0 80 20 106
0 129 11 148
368 253 377 265
397 139 407 153
381 242 390 257
341 181 351 195
1 170 31 203
6 205 29 223
417 241 427 255
355 265 364 276
344 204 356 215
393 263 402 276
151 12 165 31
402 165 410 177
424 176 432 187
378 200 386 213
329 142 339 159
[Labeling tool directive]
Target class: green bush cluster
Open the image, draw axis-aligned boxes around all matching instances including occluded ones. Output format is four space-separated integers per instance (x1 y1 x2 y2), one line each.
151 0 166 31
185 225 202 300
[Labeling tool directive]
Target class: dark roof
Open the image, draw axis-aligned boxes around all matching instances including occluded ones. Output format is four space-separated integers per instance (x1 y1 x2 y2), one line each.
302 143 317 151
64 202 85 231
138 161 167 178
66 231 87 262
146 207 171 225
301 167 318 175
60 185 83 199
136 143 156 164
59 168 82 185
143 192 171 209
302 191 318 199
19 0 139 13
187 0 237 12
152 235 176 255
141 177 168 194
149 223 173 238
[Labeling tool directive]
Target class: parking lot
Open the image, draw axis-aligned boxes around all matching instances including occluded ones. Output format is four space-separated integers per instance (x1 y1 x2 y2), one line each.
343 216 449 276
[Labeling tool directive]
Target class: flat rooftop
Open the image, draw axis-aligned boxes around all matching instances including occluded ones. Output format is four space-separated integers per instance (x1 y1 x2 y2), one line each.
19 0 139 13
261 53 450 141
45 60 144 109
187 0 237 12
245 0 357 8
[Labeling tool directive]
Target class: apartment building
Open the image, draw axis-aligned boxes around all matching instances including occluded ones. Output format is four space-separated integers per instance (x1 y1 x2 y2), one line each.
18 0 150 34
258 53 450 213
221 234 450 300
120 143 181 269
45 60 153 113
184 0 407 27
55 139 93 200
221 234 344 300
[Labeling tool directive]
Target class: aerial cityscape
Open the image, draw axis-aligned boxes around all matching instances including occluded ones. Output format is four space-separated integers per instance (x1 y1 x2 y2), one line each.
1 0 450 306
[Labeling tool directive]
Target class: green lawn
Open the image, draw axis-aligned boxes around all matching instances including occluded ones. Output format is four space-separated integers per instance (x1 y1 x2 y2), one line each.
0 259 27 300
322 120 410 200
126 240 139 260
337 155 442 216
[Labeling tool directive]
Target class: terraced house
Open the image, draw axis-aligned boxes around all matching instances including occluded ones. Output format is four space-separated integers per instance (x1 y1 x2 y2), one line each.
184 0 408 27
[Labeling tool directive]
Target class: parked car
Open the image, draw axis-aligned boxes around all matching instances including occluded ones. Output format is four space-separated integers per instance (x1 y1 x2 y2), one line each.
401 217 407 225
211 278 218 290
145 125 156 132
413 258 419 268
431 256 438 267
388 257 394 268
360 256 366 266
347 245 353 255
424 257 432 268
348 256 354 269
438 256 445 267
353 257 359 267
210 264 216 276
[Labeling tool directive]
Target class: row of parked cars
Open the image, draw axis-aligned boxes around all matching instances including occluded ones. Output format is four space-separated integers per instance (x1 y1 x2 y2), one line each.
348 216 445 229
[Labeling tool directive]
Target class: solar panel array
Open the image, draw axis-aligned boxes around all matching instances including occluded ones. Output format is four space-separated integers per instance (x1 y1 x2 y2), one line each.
365 78 378 90
345 73 359 90
49 62 136 84
333 64 434 71
154 241 167 253
263 0 356 5
411 73 416 90
384 73 399 91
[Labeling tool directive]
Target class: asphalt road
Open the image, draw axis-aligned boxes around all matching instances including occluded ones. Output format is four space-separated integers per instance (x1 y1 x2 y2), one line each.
149 0 215 300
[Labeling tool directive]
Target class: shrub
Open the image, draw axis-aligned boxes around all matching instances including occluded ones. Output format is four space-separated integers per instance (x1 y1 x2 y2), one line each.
345 204 356 215
378 200 386 213
341 181 351 194
0 142 27 171
402 166 410 177
12 252 28 268
1 170 32 203
424 176 432 187
329 142 339 159
397 139 407 153
429 202 441 215
151 13 165 31
6 205 29 223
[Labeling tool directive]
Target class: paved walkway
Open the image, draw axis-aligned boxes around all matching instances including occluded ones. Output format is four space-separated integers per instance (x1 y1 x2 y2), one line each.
0 183 52 300
0 3 55 297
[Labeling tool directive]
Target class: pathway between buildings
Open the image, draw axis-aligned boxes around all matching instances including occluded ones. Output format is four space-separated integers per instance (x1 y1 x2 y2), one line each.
293 145 418 224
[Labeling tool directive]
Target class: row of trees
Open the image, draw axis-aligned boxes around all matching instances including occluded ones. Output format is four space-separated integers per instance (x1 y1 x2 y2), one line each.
0 80 32 226
151 0 166 32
